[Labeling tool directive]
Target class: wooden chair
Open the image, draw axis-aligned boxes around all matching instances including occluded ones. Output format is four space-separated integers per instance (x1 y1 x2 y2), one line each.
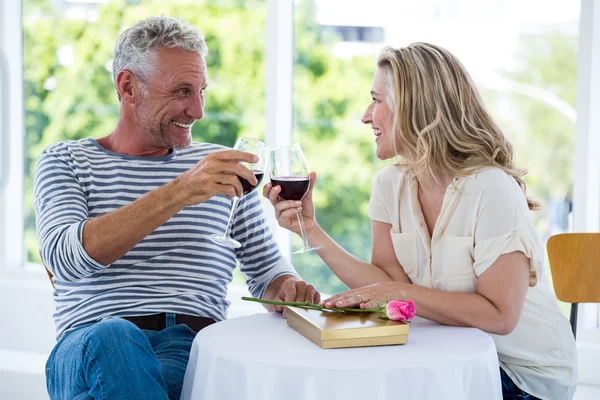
547 233 600 339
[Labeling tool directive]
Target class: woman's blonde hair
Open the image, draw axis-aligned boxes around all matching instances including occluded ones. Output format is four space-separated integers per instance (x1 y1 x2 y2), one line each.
378 42 540 210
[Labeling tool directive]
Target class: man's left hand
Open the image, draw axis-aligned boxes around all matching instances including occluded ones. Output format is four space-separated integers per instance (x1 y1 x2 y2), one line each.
264 277 320 314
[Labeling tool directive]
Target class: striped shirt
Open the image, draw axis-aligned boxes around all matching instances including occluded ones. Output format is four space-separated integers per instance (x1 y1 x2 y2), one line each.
35 138 297 340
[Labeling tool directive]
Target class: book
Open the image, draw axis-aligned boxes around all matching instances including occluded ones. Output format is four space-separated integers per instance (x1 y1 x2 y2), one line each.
286 306 410 349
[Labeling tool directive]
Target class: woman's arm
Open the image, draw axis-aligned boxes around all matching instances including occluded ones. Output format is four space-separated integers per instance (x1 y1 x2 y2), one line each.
323 251 530 335
370 221 411 283
263 172 410 289
406 251 530 334
306 220 410 288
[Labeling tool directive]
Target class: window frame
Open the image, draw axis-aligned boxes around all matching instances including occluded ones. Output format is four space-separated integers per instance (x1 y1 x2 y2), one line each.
0 0 25 274
264 0 294 260
0 0 293 275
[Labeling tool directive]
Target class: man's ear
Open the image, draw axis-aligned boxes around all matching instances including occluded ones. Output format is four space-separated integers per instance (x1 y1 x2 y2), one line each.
115 69 138 103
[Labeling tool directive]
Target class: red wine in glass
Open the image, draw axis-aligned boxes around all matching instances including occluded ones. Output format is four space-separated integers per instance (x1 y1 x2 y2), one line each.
270 177 309 201
240 171 265 195
269 143 323 254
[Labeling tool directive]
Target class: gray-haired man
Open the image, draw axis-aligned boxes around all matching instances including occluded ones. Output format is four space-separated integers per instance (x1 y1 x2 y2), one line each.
36 15 319 400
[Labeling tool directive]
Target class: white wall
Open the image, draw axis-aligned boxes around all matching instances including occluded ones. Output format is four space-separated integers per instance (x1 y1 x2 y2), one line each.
0 277 264 399
0 278 55 399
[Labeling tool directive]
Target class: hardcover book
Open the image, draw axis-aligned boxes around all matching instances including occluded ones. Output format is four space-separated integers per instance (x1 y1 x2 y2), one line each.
286 306 410 349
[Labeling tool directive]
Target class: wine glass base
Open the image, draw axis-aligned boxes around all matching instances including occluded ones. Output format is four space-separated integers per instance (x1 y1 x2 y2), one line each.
292 246 324 255
208 235 242 249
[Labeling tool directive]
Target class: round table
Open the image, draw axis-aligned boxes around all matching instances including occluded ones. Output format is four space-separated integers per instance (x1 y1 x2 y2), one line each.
181 313 501 400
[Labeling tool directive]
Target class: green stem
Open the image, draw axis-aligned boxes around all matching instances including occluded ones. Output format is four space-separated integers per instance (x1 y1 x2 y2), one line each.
241 296 384 314
242 297 314 307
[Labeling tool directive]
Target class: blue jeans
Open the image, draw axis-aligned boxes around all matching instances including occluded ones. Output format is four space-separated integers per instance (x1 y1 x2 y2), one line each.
501 368 542 400
45 317 196 400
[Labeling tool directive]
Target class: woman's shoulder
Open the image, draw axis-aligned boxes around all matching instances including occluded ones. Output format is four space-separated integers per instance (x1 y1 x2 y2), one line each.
462 167 530 211
372 164 410 193
374 164 406 184
464 167 520 193
371 165 412 206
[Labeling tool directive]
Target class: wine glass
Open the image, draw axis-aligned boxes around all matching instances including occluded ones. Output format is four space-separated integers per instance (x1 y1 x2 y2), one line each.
270 143 323 254
209 137 268 249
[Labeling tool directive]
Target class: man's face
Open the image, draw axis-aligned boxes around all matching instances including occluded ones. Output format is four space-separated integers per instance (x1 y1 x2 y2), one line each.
134 47 208 149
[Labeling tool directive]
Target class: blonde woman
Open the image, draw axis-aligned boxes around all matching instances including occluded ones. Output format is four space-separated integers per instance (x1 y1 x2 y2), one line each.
263 43 576 400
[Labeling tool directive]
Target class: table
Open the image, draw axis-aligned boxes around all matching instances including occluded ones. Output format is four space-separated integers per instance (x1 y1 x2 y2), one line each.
181 313 501 400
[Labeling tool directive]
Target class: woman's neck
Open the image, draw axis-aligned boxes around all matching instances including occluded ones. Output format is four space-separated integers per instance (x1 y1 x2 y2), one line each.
415 170 454 193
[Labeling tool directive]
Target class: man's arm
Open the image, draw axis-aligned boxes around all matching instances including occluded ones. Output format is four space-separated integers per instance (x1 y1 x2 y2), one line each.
83 150 259 265
82 177 188 266
37 149 258 276
233 193 320 312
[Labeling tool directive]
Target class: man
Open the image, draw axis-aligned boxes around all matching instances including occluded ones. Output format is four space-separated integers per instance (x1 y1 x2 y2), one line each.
35 15 319 400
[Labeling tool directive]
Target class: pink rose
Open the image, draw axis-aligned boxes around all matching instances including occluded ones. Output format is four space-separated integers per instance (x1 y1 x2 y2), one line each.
385 300 416 321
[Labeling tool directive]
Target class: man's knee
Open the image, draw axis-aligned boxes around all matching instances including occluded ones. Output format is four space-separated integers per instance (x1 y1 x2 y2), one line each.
83 318 147 352
47 319 167 399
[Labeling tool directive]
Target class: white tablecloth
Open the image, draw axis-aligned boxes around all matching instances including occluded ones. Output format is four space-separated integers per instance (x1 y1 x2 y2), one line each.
181 313 501 400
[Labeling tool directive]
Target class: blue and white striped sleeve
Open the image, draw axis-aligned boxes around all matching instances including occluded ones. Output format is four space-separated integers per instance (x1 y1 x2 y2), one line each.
232 191 299 299
34 149 108 281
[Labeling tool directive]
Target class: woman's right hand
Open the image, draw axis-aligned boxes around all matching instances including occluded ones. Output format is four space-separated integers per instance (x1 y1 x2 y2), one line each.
263 171 318 236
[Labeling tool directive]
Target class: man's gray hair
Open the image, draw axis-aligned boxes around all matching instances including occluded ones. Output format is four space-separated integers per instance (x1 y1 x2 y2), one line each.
112 15 208 99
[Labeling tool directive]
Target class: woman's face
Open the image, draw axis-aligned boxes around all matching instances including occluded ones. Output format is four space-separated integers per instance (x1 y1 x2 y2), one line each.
361 67 398 160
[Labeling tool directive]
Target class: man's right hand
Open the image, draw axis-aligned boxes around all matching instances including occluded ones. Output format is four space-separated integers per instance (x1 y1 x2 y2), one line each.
177 150 259 205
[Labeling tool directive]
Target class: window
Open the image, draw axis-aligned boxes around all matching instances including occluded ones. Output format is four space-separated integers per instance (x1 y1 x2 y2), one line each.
320 25 385 43
292 0 582 299
21 0 267 280
5 0 600 338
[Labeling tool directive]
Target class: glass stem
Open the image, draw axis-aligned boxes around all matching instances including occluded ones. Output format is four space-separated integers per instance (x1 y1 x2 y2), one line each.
296 212 311 249
223 196 240 238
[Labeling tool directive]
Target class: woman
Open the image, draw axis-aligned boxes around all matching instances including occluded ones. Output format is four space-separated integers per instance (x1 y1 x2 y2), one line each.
263 43 576 400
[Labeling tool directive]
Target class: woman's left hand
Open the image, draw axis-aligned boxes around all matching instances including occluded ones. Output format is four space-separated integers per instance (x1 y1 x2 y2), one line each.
320 282 409 309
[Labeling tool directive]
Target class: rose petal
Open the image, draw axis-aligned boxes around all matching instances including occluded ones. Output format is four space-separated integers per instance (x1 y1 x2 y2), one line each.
386 300 416 320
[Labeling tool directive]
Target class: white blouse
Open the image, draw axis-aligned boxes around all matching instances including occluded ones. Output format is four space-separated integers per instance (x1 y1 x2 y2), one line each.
369 165 577 400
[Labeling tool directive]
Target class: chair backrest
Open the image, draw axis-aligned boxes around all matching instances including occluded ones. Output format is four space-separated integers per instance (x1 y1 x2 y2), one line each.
39 250 55 289
547 233 600 303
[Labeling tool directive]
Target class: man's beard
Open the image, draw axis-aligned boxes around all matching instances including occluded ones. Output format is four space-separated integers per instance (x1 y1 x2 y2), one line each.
135 102 190 149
